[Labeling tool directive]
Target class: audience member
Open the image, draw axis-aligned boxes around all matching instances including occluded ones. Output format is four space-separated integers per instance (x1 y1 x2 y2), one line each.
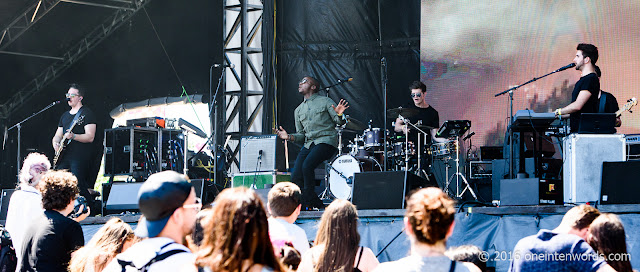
17 170 84 272
374 188 479 272
188 205 214 249
267 182 310 255
5 153 50 263
509 205 616 272
189 187 284 272
298 199 379 272
102 171 199 272
445 245 487 272
588 213 633 272
69 218 137 272
278 243 301 271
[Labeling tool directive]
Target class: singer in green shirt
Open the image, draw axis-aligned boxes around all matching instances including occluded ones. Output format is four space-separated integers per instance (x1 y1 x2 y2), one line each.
276 76 349 210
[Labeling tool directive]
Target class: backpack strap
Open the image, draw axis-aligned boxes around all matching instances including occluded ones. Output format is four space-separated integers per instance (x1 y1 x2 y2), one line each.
116 242 188 272
448 260 456 272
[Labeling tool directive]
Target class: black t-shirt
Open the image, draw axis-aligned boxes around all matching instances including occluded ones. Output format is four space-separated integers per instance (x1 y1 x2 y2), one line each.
18 210 84 272
57 106 97 160
599 91 619 113
569 73 600 132
398 104 439 143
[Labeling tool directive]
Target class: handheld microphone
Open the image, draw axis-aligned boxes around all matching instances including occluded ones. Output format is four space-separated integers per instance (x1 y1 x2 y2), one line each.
554 63 576 72
258 150 263 161
338 77 353 83
213 63 235 68
52 100 61 106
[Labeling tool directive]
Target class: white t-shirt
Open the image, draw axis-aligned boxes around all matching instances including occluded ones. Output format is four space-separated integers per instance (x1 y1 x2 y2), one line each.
268 217 310 255
374 255 472 272
5 186 44 262
102 237 194 272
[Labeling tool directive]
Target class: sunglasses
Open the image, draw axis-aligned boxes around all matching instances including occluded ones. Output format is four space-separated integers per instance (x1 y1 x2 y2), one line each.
410 93 422 98
65 93 80 98
299 78 308 85
182 197 202 212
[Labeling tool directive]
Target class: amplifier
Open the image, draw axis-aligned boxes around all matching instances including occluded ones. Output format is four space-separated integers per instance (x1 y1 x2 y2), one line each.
625 134 640 160
104 127 161 177
240 135 277 173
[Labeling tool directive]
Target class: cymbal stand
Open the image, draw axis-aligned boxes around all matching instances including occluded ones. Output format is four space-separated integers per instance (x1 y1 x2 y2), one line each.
320 124 347 201
399 115 428 172
444 136 477 200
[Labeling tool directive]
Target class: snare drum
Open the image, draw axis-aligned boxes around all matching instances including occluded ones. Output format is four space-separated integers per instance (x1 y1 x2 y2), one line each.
363 128 384 148
328 154 382 200
430 141 456 157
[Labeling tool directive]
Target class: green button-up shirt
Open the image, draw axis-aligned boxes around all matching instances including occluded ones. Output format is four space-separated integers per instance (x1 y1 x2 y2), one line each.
291 94 346 148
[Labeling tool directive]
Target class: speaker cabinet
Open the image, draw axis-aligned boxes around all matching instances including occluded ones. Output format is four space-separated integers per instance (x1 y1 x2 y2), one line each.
351 171 437 210
600 161 640 204
105 183 144 214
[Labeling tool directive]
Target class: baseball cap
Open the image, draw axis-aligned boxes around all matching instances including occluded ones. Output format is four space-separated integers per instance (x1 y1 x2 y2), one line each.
135 171 193 238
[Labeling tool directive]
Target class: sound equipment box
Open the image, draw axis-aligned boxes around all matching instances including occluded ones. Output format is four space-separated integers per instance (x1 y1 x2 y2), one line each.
492 158 562 205
104 179 205 214
563 134 625 204
625 134 640 161
600 161 640 204
0 189 16 221
351 171 437 210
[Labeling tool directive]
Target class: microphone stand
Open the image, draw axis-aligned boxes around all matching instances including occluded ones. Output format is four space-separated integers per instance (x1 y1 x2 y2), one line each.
494 68 567 179
6 101 60 179
208 64 225 184
321 78 352 95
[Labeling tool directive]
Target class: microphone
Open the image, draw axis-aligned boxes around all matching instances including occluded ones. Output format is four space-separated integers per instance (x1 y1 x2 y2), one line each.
51 100 61 106
213 63 235 68
463 131 475 141
337 77 353 83
258 150 263 161
554 63 576 72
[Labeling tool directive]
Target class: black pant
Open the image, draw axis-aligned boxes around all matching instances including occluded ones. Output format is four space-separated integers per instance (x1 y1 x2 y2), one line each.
291 143 337 207
56 156 92 205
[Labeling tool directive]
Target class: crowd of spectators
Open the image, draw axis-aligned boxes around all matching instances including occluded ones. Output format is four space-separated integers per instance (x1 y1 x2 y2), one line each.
2 157 634 272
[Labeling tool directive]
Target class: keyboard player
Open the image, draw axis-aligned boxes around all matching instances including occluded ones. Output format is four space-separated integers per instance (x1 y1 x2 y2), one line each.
553 43 600 133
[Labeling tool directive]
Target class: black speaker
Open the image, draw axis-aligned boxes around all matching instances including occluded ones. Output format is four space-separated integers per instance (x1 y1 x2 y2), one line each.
0 189 16 221
105 183 144 214
351 171 437 210
600 161 640 204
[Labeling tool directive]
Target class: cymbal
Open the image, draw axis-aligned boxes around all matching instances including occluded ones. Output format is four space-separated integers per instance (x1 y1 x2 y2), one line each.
345 116 366 131
386 107 419 118
414 124 437 130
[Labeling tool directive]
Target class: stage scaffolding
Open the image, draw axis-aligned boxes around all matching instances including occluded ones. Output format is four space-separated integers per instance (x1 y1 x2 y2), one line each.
214 0 274 185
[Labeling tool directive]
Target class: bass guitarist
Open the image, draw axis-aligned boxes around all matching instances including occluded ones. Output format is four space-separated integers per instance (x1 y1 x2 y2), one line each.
51 83 97 210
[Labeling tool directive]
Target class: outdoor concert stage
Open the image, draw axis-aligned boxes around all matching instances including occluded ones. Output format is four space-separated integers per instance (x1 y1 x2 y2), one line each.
77 204 640 272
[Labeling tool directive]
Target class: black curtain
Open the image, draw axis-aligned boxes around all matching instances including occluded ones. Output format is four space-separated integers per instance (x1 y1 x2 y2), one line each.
274 0 420 163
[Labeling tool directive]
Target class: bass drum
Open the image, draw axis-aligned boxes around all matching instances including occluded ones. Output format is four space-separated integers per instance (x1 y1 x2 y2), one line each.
328 154 382 200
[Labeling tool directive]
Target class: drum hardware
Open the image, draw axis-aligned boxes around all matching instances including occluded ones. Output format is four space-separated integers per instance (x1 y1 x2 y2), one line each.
386 107 420 119
438 120 477 200
397 115 431 186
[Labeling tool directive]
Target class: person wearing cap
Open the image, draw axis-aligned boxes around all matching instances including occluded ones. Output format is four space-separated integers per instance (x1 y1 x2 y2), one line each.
103 171 200 272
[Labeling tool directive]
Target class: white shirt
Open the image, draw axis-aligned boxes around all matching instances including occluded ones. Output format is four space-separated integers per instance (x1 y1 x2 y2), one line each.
102 237 194 272
268 217 310 255
5 186 43 262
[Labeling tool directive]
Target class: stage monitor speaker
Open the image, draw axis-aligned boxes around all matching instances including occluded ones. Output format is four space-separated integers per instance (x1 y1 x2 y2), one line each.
351 171 437 210
105 183 144 213
0 189 16 221
600 161 640 204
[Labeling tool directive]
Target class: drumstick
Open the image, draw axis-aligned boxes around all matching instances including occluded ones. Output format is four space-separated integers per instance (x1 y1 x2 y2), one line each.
284 139 290 170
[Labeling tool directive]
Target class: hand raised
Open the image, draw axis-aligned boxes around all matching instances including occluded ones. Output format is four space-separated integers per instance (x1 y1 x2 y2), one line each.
331 99 350 115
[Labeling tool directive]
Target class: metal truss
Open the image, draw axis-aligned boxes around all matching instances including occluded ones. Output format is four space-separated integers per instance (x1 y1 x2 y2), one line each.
0 0 62 51
215 0 267 178
0 0 149 119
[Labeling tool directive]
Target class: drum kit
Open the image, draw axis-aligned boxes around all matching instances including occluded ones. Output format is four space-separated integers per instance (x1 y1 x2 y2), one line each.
322 107 474 201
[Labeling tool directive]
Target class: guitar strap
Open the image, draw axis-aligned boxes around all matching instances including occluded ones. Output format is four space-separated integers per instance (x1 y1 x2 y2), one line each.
67 108 84 132
598 91 607 113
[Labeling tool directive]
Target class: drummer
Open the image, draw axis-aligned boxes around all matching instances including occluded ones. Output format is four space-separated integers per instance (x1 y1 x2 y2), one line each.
393 81 446 144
